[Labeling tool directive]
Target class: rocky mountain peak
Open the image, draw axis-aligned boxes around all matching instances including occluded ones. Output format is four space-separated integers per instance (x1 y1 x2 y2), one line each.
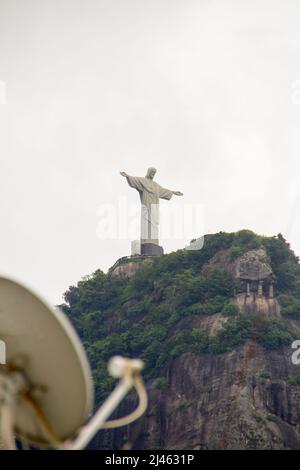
62 231 300 449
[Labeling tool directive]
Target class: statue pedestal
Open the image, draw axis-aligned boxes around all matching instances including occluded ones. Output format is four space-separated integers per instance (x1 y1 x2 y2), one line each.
141 243 164 256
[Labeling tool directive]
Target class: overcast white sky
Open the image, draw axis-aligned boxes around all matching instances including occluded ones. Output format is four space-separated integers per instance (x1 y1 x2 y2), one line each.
1 0 300 305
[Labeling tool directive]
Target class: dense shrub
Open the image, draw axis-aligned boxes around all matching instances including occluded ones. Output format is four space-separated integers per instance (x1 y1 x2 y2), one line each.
153 377 169 391
229 246 244 261
280 297 300 318
287 375 300 386
222 302 240 317
255 318 293 350
61 231 298 404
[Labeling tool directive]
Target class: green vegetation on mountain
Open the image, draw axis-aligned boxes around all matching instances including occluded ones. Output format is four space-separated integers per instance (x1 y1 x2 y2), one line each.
60 230 300 404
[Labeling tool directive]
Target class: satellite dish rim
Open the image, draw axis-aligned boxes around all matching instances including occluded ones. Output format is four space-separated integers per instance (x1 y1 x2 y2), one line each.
0 275 94 445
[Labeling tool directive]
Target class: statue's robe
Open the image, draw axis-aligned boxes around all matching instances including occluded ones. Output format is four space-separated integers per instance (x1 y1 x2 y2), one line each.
125 175 173 245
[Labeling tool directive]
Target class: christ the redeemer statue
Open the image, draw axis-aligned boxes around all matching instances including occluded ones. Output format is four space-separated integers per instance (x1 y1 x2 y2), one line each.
120 167 183 256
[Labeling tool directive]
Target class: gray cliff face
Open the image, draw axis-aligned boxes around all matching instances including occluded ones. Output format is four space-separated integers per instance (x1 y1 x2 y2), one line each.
132 339 300 450
98 331 300 450
93 248 300 450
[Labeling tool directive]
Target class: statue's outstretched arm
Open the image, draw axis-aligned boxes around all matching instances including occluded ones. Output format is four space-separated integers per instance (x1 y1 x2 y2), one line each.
172 191 183 196
120 172 144 192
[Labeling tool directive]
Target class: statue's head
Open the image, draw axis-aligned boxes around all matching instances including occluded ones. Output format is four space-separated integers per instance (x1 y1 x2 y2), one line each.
146 167 157 179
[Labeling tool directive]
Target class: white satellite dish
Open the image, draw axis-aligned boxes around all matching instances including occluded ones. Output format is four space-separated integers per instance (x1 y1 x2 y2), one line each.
0 277 147 450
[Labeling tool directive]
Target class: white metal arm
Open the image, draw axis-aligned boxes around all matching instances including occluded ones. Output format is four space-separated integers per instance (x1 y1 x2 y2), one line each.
65 357 147 450
0 356 147 451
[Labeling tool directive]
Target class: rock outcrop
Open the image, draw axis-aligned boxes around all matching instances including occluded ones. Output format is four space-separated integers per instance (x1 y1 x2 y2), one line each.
231 248 280 318
235 248 273 281
109 256 153 278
